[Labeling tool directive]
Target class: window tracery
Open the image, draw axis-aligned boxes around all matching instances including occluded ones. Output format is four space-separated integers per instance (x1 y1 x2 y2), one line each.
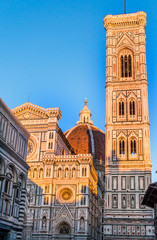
130 139 137 155
119 138 125 156
119 100 124 116
120 51 132 78
129 99 135 116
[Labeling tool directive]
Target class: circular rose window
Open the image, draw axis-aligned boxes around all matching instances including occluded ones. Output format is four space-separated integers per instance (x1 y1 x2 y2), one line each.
57 187 74 204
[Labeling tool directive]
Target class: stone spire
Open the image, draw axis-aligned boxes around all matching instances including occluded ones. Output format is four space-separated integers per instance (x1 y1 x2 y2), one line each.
77 99 93 125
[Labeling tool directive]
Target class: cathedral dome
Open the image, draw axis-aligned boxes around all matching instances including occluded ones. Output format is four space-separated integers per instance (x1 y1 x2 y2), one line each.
65 100 105 170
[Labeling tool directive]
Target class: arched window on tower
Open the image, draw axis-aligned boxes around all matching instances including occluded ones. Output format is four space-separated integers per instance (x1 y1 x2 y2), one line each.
130 139 137 155
120 52 132 78
129 100 135 116
119 100 124 116
128 55 132 77
119 139 125 156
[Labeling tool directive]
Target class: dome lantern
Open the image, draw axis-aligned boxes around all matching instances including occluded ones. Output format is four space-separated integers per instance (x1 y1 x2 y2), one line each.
77 99 93 125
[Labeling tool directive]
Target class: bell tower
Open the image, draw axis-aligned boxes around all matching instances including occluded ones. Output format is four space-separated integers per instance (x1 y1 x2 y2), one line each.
104 12 154 238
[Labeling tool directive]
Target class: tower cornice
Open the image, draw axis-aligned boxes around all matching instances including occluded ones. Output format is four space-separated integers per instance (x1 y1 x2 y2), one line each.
104 11 146 30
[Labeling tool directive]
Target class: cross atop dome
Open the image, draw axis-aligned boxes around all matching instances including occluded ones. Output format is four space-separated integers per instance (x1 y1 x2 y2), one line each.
76 99 93 125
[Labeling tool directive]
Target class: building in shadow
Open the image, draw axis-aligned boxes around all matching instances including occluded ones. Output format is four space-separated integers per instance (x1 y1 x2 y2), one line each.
0 98 30 240
142 182 157 240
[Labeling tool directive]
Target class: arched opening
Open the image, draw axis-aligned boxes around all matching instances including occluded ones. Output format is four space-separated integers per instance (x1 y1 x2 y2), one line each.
119 138 125 156
58 222 71 234
129 99 135 116
119 100 124 116
130 139 137 155
120 50 133 78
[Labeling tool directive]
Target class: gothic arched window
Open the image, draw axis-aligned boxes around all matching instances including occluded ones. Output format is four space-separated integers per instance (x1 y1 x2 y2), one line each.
119 100 124 116
120 52 132 78
130 139 137 155
119 139 125 156
129 100 135 116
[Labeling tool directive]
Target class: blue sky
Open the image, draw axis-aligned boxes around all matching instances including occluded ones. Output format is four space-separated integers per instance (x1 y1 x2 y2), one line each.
1 0 157 181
